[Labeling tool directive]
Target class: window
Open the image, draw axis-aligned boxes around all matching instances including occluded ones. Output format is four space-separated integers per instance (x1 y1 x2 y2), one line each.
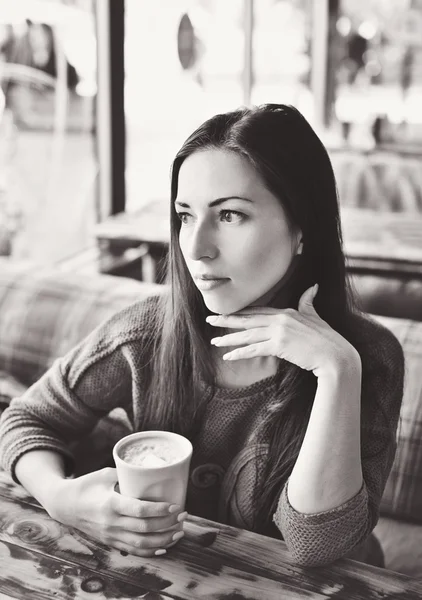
125 0 248 212
328 0 422 148
325 0 422 214
121 0 422 280
251 0 313 118
125 0 318 212
0 0 97 263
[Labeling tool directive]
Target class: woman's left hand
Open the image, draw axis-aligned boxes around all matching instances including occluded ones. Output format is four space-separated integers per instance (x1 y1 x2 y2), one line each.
206 285 359 378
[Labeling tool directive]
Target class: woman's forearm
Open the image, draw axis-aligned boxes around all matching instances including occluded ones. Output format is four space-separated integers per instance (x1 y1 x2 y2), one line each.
287 351 363 514
14 450 68 515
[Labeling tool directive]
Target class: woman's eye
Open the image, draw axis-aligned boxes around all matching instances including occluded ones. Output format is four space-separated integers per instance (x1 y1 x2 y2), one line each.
176 212 191 224
219 209 245 223
176 210 245 225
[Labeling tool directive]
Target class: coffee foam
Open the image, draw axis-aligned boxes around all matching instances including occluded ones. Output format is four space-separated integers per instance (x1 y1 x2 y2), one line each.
120 438 182 468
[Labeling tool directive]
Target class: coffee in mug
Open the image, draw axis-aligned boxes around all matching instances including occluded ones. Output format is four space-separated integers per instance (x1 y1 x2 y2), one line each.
113 431 193 509
119 437 183 468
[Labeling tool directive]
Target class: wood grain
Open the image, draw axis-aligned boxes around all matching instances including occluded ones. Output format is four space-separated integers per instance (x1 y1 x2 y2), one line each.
0 539 160 600
0 495 318 600
0 470 421 600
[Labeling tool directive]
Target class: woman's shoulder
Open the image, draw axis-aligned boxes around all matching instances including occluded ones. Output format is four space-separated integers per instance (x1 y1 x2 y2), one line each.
347 311 404 382
67 292 168 365
62 292 169 385
101 292 167 343
350 310 404 356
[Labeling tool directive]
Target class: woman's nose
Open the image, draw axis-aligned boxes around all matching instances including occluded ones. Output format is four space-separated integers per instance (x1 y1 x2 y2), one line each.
188 221 218 261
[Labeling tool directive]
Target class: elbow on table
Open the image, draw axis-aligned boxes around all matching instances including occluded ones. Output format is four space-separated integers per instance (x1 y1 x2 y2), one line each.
284 529 379 569
285 543 341 568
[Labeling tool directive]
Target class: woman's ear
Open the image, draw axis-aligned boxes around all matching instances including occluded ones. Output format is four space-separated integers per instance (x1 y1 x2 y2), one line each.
296 237 303 255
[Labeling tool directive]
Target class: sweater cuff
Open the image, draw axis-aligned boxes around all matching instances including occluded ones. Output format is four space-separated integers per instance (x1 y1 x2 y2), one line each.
272 480 370 566
275 479 368 525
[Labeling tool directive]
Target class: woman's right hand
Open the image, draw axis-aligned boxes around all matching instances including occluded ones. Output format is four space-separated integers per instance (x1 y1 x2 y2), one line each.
48 467 188 557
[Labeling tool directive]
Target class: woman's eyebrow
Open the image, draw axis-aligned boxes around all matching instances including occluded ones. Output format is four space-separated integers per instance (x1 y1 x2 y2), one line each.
175 196 253 208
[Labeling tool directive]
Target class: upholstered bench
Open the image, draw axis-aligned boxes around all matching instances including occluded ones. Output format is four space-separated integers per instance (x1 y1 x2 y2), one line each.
371 315 422 578
0 259 421 577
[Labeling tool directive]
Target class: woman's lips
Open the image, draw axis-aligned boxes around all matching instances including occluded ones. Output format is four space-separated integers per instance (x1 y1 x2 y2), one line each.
195 278 230 291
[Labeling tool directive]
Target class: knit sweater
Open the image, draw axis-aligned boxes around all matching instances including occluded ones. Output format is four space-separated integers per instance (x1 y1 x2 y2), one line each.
0 295 404 567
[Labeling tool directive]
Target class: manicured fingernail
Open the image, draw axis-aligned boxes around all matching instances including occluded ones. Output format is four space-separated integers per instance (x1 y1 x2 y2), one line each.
168 504 181 513
206 316 218 323
172 531 185 542
177 511 188 522
222 354 232 361
210 337 221 345
155 549 167 556
312 283 319 298
120 550 128 556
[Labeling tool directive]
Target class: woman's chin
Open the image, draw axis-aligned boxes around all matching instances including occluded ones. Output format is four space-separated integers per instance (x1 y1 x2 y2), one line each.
202 293 252 316
198 282 274 315
200 294 235 316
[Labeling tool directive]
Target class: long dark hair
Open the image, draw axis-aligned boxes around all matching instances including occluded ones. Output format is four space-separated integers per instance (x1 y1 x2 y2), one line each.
141 104 361 535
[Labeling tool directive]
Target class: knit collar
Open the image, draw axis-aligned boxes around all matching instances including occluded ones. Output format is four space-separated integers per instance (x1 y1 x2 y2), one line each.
199 359 285 401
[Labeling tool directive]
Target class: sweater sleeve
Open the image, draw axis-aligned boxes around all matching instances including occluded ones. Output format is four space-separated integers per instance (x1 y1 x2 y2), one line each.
0 297 158 483
272 318 405 567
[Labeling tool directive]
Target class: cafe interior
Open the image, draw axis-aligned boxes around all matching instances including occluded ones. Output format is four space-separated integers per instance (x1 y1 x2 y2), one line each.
0 0 422 596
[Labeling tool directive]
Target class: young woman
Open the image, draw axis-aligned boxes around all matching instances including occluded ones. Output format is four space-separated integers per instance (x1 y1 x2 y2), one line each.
0 104 404 567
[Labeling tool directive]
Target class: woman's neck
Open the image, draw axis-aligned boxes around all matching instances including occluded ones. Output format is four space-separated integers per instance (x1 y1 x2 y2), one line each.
206 256 301 389
211 344 279 390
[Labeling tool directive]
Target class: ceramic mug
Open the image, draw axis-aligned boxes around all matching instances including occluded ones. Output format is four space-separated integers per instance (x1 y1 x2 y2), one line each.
113 430 193 509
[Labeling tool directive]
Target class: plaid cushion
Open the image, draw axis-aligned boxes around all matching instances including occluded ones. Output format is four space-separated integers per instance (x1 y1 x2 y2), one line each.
0 259 164 386
0 370 27 416
0 260 165 475
374 516 422 578
373 314 422 523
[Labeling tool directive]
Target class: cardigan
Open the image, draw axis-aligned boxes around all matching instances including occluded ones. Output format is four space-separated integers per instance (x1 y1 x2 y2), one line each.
0 294 404 566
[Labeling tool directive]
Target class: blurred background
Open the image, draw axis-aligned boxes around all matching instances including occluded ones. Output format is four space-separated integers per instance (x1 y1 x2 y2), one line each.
1 0 422 275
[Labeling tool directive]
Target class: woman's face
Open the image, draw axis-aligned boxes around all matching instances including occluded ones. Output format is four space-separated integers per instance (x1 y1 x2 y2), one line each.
176 149 302 315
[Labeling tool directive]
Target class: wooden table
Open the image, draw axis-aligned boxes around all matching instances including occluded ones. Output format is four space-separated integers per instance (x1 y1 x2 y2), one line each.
94 203 422 283
1 470 422 599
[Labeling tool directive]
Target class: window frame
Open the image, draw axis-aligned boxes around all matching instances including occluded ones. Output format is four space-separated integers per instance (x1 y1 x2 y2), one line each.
95 0 125 219
100 0 329 216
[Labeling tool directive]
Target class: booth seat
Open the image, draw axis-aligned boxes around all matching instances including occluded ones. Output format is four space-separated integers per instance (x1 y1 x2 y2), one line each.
0 259 421 578
350 272 422 578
